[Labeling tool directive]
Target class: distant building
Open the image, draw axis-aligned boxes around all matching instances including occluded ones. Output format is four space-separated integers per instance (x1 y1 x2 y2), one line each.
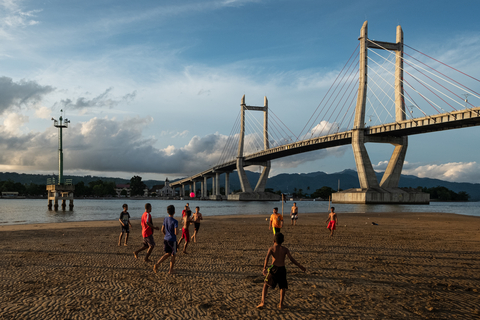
2 191 19 198
116 184 131 197
151 178 175 197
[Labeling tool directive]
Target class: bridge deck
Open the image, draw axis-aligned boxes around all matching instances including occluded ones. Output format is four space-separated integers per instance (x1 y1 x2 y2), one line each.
171 107 480 186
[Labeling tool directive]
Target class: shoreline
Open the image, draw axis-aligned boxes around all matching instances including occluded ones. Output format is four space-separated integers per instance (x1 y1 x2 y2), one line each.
2 211 479 232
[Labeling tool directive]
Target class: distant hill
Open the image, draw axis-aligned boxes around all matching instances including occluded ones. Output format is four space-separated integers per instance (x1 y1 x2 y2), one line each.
2 170 479 200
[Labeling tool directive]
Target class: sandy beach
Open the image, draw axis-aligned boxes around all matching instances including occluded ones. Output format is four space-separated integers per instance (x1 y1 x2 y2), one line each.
1 211 480 319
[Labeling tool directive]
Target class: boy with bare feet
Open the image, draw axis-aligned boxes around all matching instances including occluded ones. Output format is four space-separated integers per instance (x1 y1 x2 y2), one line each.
325 206 338 237
134 203 159 262
153 205 178 275
290 202 298 226
118 204 132 246
257 233 306 310
177 209 193 254
269 207 283 235
190 206 203 243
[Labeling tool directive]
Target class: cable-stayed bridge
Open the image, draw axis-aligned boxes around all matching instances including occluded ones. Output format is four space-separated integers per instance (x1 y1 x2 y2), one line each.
171 21 480 203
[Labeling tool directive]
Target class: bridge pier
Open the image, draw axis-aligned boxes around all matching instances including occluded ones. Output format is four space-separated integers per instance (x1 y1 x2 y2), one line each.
333 21 428 204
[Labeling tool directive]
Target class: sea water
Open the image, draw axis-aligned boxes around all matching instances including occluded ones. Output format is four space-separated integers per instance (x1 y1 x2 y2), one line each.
0 199 479 226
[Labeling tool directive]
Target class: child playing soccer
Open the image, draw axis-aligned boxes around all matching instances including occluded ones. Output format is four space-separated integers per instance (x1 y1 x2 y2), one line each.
133 203 159 262
325 206 338 237
118 204 132 246
177 209 194 254
153 205 178 275
257 233 306 310
269 207 283 235
190 206 203 243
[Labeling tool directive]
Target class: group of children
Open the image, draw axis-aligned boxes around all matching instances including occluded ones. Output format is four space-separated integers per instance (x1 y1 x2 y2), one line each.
119 201 338 310
118 202 203 275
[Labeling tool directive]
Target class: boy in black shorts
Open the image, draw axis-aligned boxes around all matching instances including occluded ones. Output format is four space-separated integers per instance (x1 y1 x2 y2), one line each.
118 204 132 246
154 205 178 275
257 233 306 310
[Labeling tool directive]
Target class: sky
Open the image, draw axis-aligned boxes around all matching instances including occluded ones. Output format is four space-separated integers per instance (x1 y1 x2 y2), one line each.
1 0 480 184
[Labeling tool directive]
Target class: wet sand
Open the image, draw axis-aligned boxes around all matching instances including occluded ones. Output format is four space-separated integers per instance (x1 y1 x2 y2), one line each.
1 212 480 319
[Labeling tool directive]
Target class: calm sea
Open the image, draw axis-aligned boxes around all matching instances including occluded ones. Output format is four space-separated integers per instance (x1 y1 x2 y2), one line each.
0 199 479 226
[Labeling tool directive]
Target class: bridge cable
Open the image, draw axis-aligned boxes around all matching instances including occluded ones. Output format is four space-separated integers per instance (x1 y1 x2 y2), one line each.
297 44 360 141
307 49 360 138
404 44 480 84
367 46 451 118
369 40 480 112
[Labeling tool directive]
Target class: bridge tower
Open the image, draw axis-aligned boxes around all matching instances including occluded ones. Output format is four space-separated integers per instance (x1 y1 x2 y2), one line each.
333 21 428 204
229 95 280 201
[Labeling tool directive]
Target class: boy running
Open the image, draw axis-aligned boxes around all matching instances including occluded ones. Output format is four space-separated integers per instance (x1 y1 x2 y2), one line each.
269 207 283 235
325 206 338 237
177 209 194 254
118 204 132 246
134 203 159 262
257 233 306 310
153 205 178 275
190 206 203 243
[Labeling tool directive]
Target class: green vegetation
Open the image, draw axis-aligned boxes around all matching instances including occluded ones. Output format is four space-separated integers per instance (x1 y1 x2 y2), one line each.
130 175 146 196
418 186 469 201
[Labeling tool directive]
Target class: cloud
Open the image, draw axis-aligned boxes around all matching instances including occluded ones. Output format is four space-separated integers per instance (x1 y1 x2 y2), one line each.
0 76 54 115
55 88 136 110
0 1 40 39
0 116 228 176
402 162 480 184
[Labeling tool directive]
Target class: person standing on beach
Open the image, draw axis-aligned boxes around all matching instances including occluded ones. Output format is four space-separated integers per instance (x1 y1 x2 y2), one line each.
269 207 283 235
182 203 190 218
134 203 159 262
257 233 306 310
190 206 203 243
177 209 194 254
153 205 178 275
290 202 298 226
325 207 338 237
118 204 132 246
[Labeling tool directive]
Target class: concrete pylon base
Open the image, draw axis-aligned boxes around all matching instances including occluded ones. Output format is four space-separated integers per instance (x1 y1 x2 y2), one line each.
332 187 429 204
228 192 281 201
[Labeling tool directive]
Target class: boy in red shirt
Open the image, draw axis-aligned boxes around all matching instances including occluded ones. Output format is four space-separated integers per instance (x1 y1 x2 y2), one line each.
134 203 159 262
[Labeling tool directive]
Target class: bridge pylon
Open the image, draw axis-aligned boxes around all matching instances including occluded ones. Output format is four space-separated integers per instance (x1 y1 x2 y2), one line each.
229 95 280 201
333 21 429 204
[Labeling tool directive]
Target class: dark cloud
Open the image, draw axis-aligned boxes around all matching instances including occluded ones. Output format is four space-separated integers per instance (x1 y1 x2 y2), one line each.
57 88 136 110
0 77 54 115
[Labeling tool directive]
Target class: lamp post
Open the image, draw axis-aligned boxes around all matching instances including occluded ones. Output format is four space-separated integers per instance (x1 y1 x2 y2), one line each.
51 110 70 185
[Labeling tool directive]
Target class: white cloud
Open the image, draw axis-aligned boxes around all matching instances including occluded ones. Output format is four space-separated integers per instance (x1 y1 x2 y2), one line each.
2 111 29 134
34 106 51 119
402 162 480 183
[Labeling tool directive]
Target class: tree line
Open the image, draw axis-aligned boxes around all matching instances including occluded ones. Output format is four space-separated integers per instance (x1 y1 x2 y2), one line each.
0 175 148 198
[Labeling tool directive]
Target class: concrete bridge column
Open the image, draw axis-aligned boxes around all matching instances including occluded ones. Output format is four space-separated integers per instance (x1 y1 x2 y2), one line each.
215 172 220 196
203 176 208 197
225 173 230 196
212 176 215 196
181 184 185 197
